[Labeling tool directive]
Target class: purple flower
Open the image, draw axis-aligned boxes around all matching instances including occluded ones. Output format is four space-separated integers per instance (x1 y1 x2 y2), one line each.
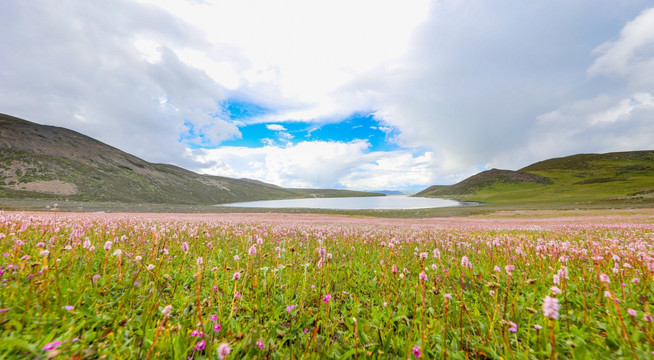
63 305 74 311
210 315 218 322
419 271 427 281
233 272 241 281
248 245 257 255
323 294 332 303
286 305 297 313
195 340 206 351
0 308 10 313
213 323 222 332
412 345 421 357
508 321 518 332
42 341 62 351
256 339 264 349
182 242 189 252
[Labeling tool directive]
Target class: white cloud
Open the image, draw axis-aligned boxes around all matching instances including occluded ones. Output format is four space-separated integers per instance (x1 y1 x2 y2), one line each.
193 141 438 190
588 7 654 87
265 124 287 131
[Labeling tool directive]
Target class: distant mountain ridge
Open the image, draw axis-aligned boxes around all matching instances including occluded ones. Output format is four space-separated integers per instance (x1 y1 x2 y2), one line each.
416 151 654 206
0 113 381 204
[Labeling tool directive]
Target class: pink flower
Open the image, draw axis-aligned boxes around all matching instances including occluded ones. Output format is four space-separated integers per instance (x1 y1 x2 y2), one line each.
213 323 222 332
210 315 218 322
182 242 189 252
233 272 241 280
505 265 514 275
599 273 610 283
508 321 518 332
534 324 543 330
195 340 206 351
392 265 398 274
412 345 421 357
543 296 560 319
104 241 112 251
63 305 74 311
217 343 231 359
444 293 452 299
461 256 472 269
627 308 637 317
256 339 264 349
323 294 332 303
161 305 172 316
196 257 203 266
42 341 62 351
286 305 297 313
248 245 257 255
419 271 427 281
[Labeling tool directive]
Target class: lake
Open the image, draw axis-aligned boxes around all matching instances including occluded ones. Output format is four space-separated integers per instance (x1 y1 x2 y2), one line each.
219 195 462 210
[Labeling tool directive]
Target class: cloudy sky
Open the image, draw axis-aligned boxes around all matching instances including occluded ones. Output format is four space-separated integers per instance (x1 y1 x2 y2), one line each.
2 1 654 191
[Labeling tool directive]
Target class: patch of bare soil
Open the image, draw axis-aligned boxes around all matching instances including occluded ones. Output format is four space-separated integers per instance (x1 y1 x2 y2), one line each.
5 180 77 195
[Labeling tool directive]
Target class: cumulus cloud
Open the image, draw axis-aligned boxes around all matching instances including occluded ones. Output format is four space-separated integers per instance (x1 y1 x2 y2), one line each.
265 124 287 131
0 1 238 166
193 141 438 190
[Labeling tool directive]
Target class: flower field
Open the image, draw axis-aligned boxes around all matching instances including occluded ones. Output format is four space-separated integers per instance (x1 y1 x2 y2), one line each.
1 210 653 359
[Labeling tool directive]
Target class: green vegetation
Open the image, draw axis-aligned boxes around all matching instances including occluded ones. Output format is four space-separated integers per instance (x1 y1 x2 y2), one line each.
416 151 654 208
2 212 653 358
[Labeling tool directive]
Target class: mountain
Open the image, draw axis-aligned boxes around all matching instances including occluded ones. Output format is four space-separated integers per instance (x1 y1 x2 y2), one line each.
0 114 381 204
416 151 654 206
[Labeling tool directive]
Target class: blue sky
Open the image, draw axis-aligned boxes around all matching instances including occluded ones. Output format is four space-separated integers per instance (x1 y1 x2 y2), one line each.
2 1 654 190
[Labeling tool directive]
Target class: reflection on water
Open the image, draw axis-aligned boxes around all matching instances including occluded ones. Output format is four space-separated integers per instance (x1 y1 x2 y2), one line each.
219 195 461 210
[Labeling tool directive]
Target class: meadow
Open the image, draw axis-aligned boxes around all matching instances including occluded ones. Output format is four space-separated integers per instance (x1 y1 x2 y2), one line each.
0 210 653 359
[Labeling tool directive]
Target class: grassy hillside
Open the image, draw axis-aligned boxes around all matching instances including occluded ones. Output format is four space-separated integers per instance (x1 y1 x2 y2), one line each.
0 113 382 204
416 151 654 207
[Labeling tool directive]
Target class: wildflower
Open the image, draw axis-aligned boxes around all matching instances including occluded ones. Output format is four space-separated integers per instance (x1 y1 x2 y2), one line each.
20 255 29 261
323 294 332 303
286 305 297 313
632 277 640 283
489 290 495 296
249 245 257 255
182 242 189 252
217 343 231 359
82 238 90 249
505 264 515 275
213 323 222 332
233 272 241 280
627 309 637 317
135 256 142 261
604 290 612 298
543 296 559 319
392 265 398 274
63 305 74 311
40 250 50 257
196 257 203 266
93 274 101 279
112 249 122 257
419 252 428 259
419 271 427 281
412 345 421 357
550 286 562 295
461 256 472 269
190 330 203 337
42 341 62 351
494 265 500 272
644 314 654 322
104 241 112 251
431 264 438 270
64 245 72 251
235 291 241 299
599 273 610 283
161 305 172 316
146 264 155 271
210 315 218 321
195 340 206 351
256 339 264 349
0 308 10 313
508 321 518 332
444 293 452 299
534 324 542 330
234 255 240 261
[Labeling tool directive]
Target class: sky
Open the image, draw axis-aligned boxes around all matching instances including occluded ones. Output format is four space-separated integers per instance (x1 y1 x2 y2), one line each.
1 1 654 191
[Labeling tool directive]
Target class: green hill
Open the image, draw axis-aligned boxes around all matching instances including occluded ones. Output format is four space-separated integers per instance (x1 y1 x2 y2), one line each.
416 151 654 207
0 113 382 205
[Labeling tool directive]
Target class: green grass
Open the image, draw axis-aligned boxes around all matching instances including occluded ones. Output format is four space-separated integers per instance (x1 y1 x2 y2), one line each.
1 212 653 358
417 151 654 208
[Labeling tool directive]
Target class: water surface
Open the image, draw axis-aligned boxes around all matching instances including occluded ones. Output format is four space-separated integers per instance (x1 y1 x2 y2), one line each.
219 195 461 210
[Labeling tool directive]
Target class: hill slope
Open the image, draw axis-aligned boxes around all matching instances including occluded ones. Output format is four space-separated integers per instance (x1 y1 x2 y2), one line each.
0 114 381 204
416 151 654 206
